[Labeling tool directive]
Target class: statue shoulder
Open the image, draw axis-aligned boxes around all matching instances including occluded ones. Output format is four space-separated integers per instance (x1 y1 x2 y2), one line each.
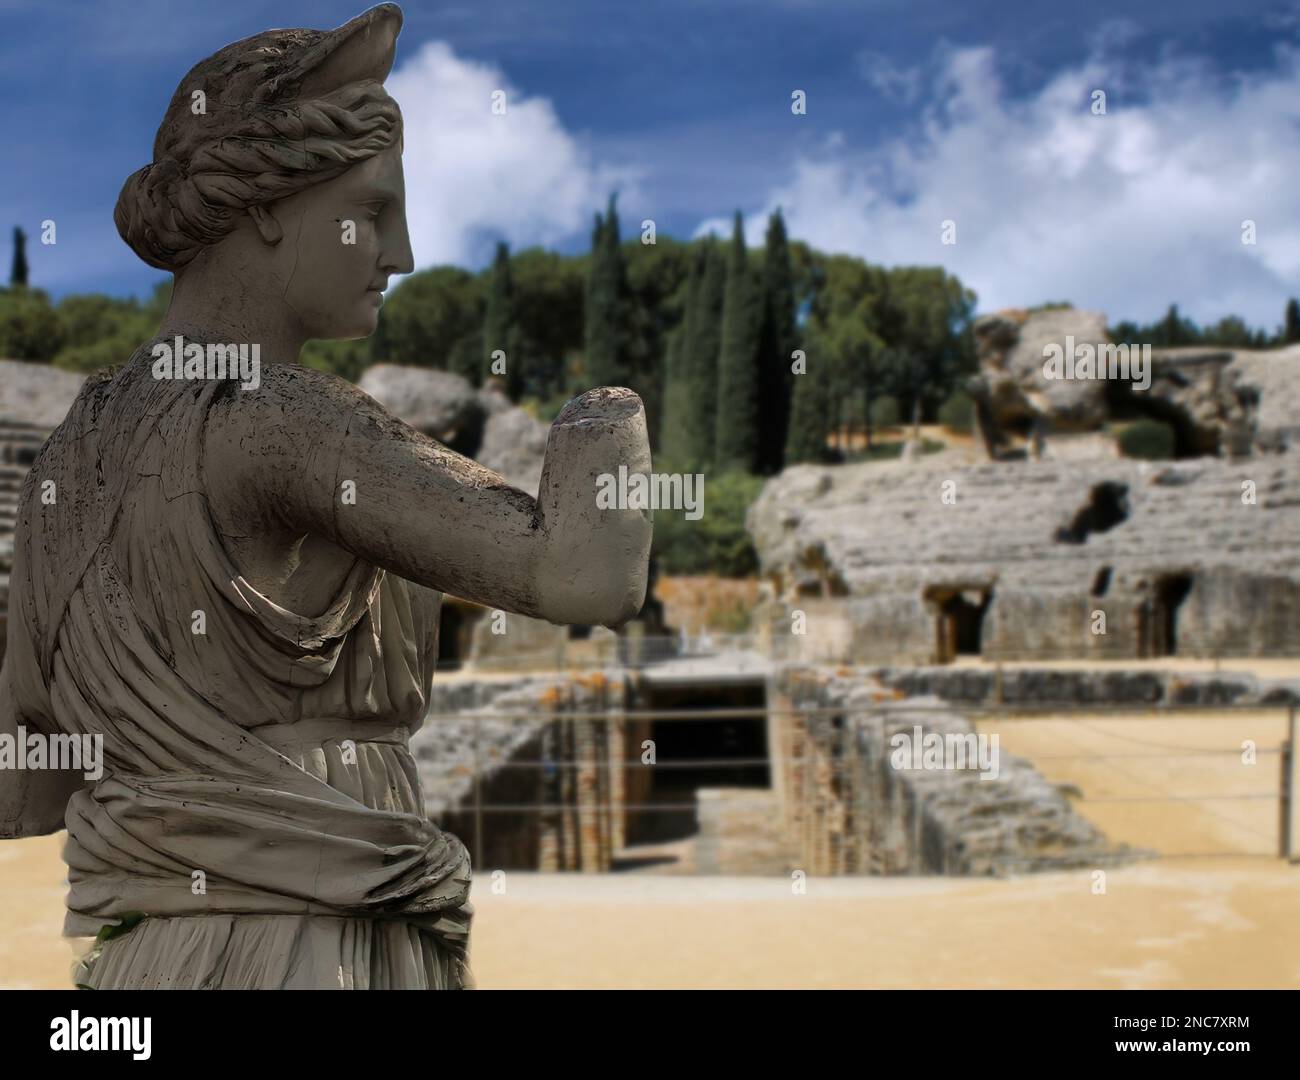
217 362 395 434
201 363 403 533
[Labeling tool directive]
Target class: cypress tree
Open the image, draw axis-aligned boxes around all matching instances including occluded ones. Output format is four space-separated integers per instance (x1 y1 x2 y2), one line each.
1284 298 1300 345
483 240 525 397
714 212 760 473
683 239 726 469
583 193 628 387
448 330 482 383
754 209 797 474
785 327 830 464
658 246 702 466
10 226 28 288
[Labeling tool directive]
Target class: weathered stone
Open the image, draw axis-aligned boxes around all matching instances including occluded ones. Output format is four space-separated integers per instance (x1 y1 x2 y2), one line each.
779 669 1148 875
1136 348 1257 457
1228 344 1300 451
474 398 549 496
860 665 1300 708
0 359 85 430
967 310 1267 461
417 673 628 871
969 308 1112 451
357 363 484 453
354 363 550 495
749 452 1300 663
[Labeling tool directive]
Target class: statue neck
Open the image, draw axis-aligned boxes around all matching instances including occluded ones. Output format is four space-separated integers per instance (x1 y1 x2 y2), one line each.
159 257 307 365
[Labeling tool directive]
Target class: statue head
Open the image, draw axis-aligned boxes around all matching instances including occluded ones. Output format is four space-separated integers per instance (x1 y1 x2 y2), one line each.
115 3 412 340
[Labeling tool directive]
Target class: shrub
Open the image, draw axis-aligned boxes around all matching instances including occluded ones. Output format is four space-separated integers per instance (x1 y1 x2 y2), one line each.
704 595 753 633
651 467 762 577
0 286 64 361
1118 419 1176 460
938 390 974 433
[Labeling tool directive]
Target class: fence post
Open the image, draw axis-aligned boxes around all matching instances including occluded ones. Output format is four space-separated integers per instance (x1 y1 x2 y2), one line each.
473 714 483 866
800 709 811 873
847 712 861 874
1285 705 1298 863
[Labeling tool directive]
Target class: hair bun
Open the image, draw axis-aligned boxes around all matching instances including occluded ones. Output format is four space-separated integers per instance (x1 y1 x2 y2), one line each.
113 158 228 272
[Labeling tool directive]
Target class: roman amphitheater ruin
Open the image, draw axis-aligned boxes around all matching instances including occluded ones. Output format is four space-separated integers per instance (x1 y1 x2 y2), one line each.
2 307 1297 881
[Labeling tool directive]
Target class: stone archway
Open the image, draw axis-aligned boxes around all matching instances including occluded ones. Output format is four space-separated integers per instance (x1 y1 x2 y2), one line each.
926 585 993 663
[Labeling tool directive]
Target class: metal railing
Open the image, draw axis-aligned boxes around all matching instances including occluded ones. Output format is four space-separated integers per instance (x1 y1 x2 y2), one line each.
441 630 850 673
441 626 1300 676
423 700 1300 869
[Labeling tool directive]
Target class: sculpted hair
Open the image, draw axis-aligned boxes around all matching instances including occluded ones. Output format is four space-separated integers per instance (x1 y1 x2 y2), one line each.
114 81 401 272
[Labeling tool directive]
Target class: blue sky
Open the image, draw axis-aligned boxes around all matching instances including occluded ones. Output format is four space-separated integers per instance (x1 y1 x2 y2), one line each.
3 0 1299 329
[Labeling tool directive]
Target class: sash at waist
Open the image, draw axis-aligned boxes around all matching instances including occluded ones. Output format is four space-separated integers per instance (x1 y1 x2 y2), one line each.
251 717 410 755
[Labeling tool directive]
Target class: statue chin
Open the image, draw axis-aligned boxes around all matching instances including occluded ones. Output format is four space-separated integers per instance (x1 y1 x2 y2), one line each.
310 300 383 343
348 308 383 341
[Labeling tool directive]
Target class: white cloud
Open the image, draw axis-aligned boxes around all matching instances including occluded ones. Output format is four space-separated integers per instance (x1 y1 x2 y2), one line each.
855 50 923 104
387 40 640 270
700 40 1300 328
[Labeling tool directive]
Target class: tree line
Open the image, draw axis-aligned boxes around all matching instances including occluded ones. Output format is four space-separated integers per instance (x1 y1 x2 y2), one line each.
6 219 1298 477
368 196 980 474
1109 301 1300 350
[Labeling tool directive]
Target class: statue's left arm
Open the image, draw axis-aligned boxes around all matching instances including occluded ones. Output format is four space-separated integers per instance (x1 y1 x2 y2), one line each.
205 367 653 628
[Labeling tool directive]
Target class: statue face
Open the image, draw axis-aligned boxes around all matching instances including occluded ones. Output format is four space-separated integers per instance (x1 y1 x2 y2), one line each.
261 142 414 341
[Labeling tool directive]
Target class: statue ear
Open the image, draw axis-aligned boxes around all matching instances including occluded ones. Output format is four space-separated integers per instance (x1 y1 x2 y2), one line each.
247 204 284 246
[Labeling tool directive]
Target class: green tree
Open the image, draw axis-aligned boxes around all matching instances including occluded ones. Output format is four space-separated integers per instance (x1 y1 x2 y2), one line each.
658 249 701 467
1204 316 1255 349
784 323 832 464
1284 298 1300 345
804 255 878 451
583 193 630 388
877 266 976 423
448 329 483 384
372 266 483 373
621 233 692 443
299 339 371 382
55 293 145 348
754 209 797 474
10 226 28 288
679 238 726 468
938 389 974 433
650 470 762 577
0 286 62 361
714 212 761 473
482 240 529 397
510 246 583 399
1153 303 1198 347
51 292 156 372
870 395 900 428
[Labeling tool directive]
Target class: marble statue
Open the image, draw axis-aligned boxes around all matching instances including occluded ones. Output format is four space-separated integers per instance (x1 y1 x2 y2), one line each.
0 3 652 989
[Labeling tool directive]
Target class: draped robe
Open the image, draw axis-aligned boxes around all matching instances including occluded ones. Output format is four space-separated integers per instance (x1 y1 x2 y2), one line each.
4 350 475 989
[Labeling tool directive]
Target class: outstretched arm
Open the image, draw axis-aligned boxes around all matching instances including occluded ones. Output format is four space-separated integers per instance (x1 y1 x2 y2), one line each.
205 367 652 628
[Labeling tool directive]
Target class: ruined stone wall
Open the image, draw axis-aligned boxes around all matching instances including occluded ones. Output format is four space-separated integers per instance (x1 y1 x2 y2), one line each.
775 667 1145 875
419 672 629 871
750 454 1300 664
861 663 1300 708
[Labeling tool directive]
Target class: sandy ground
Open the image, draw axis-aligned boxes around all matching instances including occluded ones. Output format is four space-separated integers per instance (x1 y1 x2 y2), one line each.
954 655 1300 678
1 835 1296 989
973 710 1288 857
3 695 1295 990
